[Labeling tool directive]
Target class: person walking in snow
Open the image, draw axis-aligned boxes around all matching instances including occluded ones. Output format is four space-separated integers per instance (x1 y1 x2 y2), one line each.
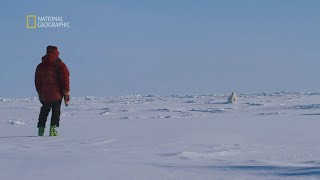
35 45 70 136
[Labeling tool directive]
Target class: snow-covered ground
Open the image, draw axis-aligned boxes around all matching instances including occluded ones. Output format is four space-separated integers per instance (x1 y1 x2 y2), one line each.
1 92 320 180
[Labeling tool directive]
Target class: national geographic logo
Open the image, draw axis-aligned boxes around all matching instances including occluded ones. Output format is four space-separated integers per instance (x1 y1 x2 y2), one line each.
26 15 71 28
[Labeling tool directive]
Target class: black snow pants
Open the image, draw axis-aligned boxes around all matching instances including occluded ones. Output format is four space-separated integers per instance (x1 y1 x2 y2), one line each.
37 101 62 128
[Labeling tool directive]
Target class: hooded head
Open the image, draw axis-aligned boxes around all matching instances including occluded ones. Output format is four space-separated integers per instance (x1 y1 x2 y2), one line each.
44 45 59 61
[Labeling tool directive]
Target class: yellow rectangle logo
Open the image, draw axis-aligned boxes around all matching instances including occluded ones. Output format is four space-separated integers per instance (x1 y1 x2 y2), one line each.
26 15 36 28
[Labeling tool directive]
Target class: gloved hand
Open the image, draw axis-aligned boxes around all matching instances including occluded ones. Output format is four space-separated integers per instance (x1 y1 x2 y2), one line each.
64 94 70 107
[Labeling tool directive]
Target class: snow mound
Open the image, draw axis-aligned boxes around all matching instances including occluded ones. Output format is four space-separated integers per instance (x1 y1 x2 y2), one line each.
184 100 196 103
149 108 170 112
0 98 8 102
245 102 264 106
289 104 320 110
258 112 285 116
190 108 227 113
6 120 28 125
176 150 239 160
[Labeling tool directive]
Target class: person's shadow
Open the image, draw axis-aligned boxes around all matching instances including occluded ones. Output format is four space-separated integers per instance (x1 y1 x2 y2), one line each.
0 136 38 139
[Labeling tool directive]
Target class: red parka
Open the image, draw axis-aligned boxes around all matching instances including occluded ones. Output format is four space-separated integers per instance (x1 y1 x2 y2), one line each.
35 46 70 102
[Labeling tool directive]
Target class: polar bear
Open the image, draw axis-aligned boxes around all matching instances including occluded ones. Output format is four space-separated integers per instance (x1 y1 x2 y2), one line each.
227 92 237 103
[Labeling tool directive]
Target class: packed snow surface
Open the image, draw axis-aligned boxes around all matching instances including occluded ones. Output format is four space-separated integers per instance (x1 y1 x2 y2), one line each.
1 92 320 179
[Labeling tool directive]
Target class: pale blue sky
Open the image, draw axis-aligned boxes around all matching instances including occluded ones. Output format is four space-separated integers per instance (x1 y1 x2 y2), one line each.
0 0 319 97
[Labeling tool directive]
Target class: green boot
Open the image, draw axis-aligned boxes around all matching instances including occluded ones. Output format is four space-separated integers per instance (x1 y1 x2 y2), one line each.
38 127 45 136
49 125 58 136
